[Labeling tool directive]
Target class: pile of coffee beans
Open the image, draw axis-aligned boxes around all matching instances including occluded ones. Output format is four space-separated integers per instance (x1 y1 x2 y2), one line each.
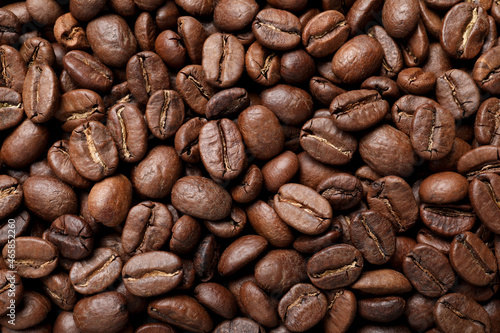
1 0 500 332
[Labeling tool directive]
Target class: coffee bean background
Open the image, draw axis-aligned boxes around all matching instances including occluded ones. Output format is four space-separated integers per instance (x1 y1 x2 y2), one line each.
0 0 500 332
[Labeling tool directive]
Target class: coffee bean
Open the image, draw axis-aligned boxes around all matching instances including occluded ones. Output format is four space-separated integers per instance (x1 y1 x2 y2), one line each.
0 270 22 316
434 293 491 333
419 172 469 204
193 234 220 282
176 64 215 115
206 87 249 120
469 173 500 234
55 89 105 132
436 69 480 120
245 41 281 86
22 63 59 123
324 289 357 333
367 25 403 78
261 84 313 126
177 16 208 65
214 0 259 32
252 9 301 51
473 45 500 95
0 291 51 330
46 214 93 260
261 151 299 193
351 269 413 295
218 235 268 276
0 87 23 131
20 37 55 68
3 237 58 278
420 203 476 237
134 12 156 51
195 282 238 320
41 271 77 311
401 21 429 67
458 145 500 180
382 0 419 39
73 292 128 333
397 67 436 95
169 215 201 255
317 173 362 210
47 140 92 189
0 175 22 220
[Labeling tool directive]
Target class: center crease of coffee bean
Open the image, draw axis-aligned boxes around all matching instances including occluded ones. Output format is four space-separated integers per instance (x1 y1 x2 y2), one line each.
442 74 466 116
116 107 131 159
0 186 19 199
159 91 171 134
216 35 228 84
83 125 108 170
457 237 495 274
259 53 276 79
327 289 344 309
277 196 325 220
75 254 117 287
284 292 321 320
124 269 182 280
302 132 352 156
481 180 500 210
255 21 299 35
138 55 151 95
441 300 487 329
311 261 359 278
15 257 57 269
410 256 446 291
360 217 387 259
306 21 347 46
185 74 210 100
461 7 479 54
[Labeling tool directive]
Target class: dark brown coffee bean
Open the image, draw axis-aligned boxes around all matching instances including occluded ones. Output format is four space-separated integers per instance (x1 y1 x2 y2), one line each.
458 145 500 180
214 317 265 333
419 172 469 204
26 0 63 26
174 117 207 163
332 35 383 84
449 232 497 287
148 295 213 333
382 0 419 39
0 210 29 248
360 76 400 99
238 105 284 161
134 12 156 51
0 290 51 330
3 237 58 278
73 292 128 333
278 283 327 332
0 119 49 169
469 173 500 234
206 87 249 120
245 41 281 86
194 282 237 320
176 64 215 115
107 103 148 163
20 37 55 68
307 244 363 290
193 234 219 282
261 84 313 126
47 140 92 189
0 270 23 316
122 251 183 297
300 116 357 166
126 51 169 104
155 30 186 69
63 50 113 92
204 206 247 239
351 269 412 295
397 67 436 95
350 210 395 265
417 228 451 255
55 89 105 132
69 120 119 181
434 293 491 333
390 95 438 136
252 9 301 51
0 8 20 46
86 14 137 67
401 21 430 67
199 119 246 181
279 49 315 84
218 235 267 276
70 247 122 294
411 103 455 161
330 89 389 132
0 175 22 220
70 0 107 22
41 271 77 311
404 293 436 332
358 296 405 323
122 201 173 255
0 46 27 94
0 87 23 131
131 145 182 199
23 176 77 222
345 0 383 37
420 203 476 237
214 0 258 32
260 150 298 193
473 45 500 95
309 76 346 106
239 281 278 328
367 176 419 232
177 16 208 65
46 214 93 260
441 2 489 59
255 249 307 295
475 98 500 145
366 25 403 78
316 173 362 210
403 244 455 297
436 69 480 120
22 63 59 124
423 42 453 77
323 289 356 333
169 215 201 255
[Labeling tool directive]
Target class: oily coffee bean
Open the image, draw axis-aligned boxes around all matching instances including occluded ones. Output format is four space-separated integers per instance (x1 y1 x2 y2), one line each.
0 175 22 220
367 25 404 78
473 45 500 95
475 98 500 145
195 282 238 320
441 2 489 59
317 173 362 211
252 9 301 51
177 16 208 65
309 76 346 106
449 231 497 287
351 269 412 295
361 76 400 99
350 210 396 265
126 51 170 104
73 291 129 333
382 0 419 39
55 89 105 132
324 289 357 333
176 64 215 115
261 150 299 192
410 103 455 161
69 247 122 294
47 140 92 189
330 89 389 132
457 145 500 180
199 118 246 181
2 237 58 278
245 41 281 86
63 50 113 92
218 235 268 276
174 117 207 163
46 214 93 260
469 173 500 234
401 21 430 67
193 234 220 282
419 172 469 204
0 45 27 94
41 271 77 311
122 251 183 297
293 228 341 254
403 244 456 297
420 203 476 237
397 67 436 95
274 183 332 235
22 63 59 123
53 13 89 50
280 49 315 84
169 215 201 255
202 33 245 88
261 84 314 126
155 30 186 69
0 9 20 46
204 206 247 239
278 283 327 332
206 87 249 120
107 102 148 163
434 293 491 333
0 87 24 131
134 12 156 51
214 0 259 32
358 296 406 323
122 201 173 255
240 280 279 328
300 116 357 166
0 290 51 330
69 120 119 181
436 69 480 120
307 244 363 290
345 0 384 38
390 95 438 136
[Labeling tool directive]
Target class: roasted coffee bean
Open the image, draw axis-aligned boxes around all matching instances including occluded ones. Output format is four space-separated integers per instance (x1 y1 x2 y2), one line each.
331 35 383 84
473 45 500 95
176 64 215 115
280 49 315 84
293 227 341 254
417 228 451 255
330 89 388 132
351 269 412 295
350 210 395 265
239 280 279 327
397 68 436 95
475 98 500 145
401 21 429 67
307 244 363 290
2 237 58 278
177 16 208 65
411 103 455 161
441 2 489 59
55 89 105 132
367 25 403 78
0 46 26 94
436 69 480 120
47 140 92 189
0 270 23 316
345 0 384 37
300 116 357 166
278 283 327 332
252 9 301 51
361 76 400 99
134 12 156 51
323 289 357 333
199 119 246 181
309 76 346 106
403 244 455 297
449 231 497 287
204 206 247 239
0 8 20 46
46 214 93 260
20 37 55 68
238 105 284 161
317 173 362 210
206 87 249 120
174 117 207 163
68 121 119 181
0 87 24 131
22 63 59 123
382 0 419 39
107 103 148 163
53 13 89 50
193 234 219 282
73 292 128 333
86 14 137 67
169 215 201 255
245 41 281 86
155 30 186 69
63 51 112 94
434 293 491 333
0 119 49 169
0 210 29 247
70 247 122 294
195 282 238 320
0 290 51 330
218 235 268 276
0 175 22 220
390 95 438 136
423 42 453 77
420 203 476 237
458 145 500 180
261 84 313 126
469 173 500 234
404 293 436 332
126 51 169 104
149 295 213 333
41 271 77 311
214 317 265 333
419 172 469 204
122 201 173 255
122 251 183 297
23 176 78 222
